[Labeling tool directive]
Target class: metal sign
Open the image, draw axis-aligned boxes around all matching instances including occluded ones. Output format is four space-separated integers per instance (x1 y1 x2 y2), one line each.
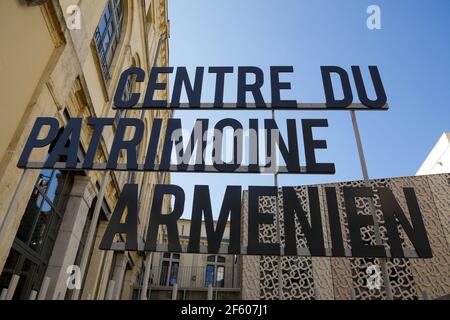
17 65 433 259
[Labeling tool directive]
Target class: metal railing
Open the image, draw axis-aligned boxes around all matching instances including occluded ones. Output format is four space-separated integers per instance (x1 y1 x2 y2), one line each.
149 265 239 289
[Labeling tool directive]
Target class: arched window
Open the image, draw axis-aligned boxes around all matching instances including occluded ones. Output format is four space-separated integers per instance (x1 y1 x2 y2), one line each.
205 256 226 288
94 0 124 80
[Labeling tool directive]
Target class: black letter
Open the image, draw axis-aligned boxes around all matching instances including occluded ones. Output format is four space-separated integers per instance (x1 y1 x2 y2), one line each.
188 185 241 254
17 117 60 168
270 66 297 108
212 118 243 172
302 119 335 174
171 67 204 108
209 66 233 107
143 118 163 170
143 67 174 108
265 119 300 172
114 67 145 108
83 118 114 169
247 186 279 255
343 186 386 257
325 187 345 257
282 187 325 256
99 184 138 250
237 66 266 107
160 118 208 171
248 119 260 172
145 184 184 252
378 187 432 258
321 66 353 108
107 118 144 170
351 66 387 109
44 118 82 169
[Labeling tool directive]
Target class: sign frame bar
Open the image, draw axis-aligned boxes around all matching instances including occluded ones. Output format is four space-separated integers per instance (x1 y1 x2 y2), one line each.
112 102 389 111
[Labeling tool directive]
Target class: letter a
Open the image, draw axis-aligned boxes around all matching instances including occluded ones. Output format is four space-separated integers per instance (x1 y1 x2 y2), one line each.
367 5 381 30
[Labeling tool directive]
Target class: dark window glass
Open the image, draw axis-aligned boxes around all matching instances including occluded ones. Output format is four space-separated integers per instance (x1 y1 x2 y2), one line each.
29 199 54 252
16 170 72 252
94 0 124 80
159 254 180 287
113 71 135 130
0 168 73 299
0 249 20 290
205 265 215 287
113 109 123 128
12 259 38 300
160 260 169 286
216 266 225 288
16 189 43 243
172 254 180 260
169 262 179 286
109 253 117 281
204 256 226 288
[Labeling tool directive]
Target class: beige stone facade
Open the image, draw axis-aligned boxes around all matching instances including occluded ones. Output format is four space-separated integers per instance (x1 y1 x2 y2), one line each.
144 219 241 300
0 0 171 300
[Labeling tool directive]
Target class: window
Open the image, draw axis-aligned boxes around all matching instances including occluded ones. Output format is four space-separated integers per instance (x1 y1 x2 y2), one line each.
0 109 84 299
0 169 73 299
16 169 73 255
113 71 134 128
94 0 124 80
205 256 226 288
113 109 124 128
159 253 180 286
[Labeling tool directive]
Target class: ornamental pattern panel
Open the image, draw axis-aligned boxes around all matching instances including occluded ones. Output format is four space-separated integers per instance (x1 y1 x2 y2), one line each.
390 174 450 300
335 178 418 300
312 257 334 300
312 187 334 300
241 189 315 300
256 190 314 300
241 192 260 300
326 184 353 300
241 174 450 300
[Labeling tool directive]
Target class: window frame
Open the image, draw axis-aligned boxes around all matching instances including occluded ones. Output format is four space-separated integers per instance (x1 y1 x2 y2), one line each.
204 255 226 288
94 0 124 82
159 253 180 287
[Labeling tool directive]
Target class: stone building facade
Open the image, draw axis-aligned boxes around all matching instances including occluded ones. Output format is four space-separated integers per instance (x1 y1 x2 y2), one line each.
0 0 171 300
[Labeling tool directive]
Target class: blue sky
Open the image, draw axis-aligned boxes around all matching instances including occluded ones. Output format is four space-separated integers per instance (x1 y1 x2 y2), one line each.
167 0 450 218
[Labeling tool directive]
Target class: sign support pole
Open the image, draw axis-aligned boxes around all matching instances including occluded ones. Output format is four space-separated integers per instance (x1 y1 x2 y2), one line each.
138 32 166 300
272 110 283 300
350 110 393 300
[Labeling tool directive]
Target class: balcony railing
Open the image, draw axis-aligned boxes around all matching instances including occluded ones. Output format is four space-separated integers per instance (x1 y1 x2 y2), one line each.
149 265 239 289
